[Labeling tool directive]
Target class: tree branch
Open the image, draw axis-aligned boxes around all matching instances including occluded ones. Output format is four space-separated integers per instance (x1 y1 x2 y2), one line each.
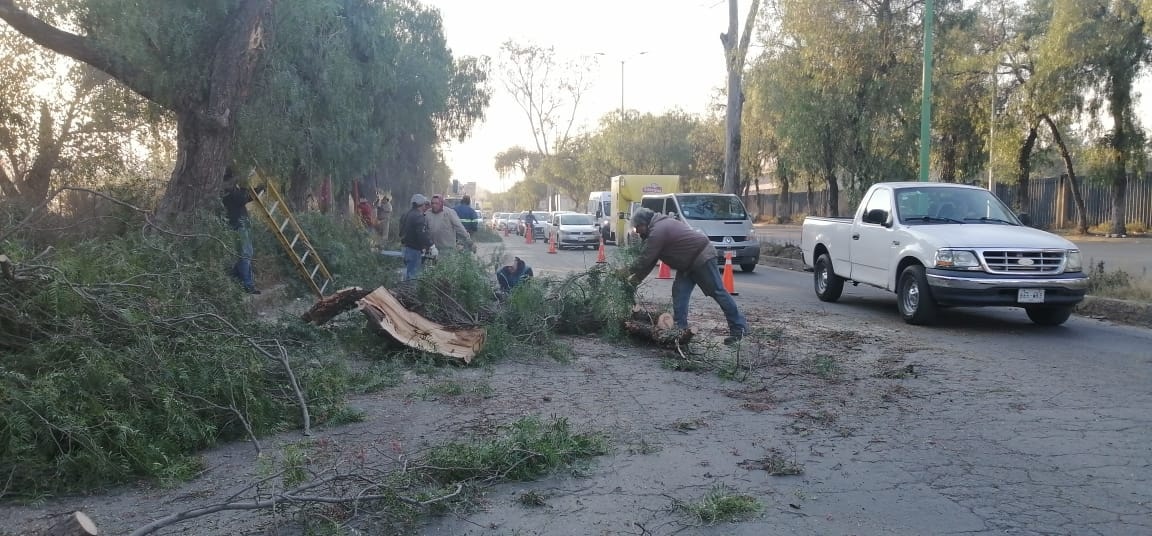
0 0 166 108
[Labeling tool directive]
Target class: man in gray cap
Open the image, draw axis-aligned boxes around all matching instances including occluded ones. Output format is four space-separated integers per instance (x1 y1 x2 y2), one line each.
399 194 432 280
625 207 748 344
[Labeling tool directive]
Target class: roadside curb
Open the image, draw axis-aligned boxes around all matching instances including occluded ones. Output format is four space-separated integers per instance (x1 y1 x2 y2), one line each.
759 256 1151 329
1076 295 1152 329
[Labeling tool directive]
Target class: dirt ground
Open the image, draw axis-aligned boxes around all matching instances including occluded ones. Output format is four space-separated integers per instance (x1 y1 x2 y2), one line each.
4 295 1149 535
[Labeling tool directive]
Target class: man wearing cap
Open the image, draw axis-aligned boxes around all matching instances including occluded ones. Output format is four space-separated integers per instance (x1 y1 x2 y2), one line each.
426 194 474 256
625 207 748 345
399 194 433 280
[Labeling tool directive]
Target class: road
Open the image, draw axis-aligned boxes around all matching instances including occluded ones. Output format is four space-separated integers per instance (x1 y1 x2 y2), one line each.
753 223 1152 277
472 234 1152 535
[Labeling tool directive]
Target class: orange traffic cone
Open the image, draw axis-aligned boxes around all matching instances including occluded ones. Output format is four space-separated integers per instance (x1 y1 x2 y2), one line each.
595 238 607 264
657 260 672 279
548 230 558 254
503 225 510 237
525 226 533 244
722 251 739 296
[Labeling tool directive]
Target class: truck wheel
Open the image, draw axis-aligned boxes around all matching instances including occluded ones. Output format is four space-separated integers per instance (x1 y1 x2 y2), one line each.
897 265 938 325
740 263 757 273
813 254 844 302
1025 305 1074 326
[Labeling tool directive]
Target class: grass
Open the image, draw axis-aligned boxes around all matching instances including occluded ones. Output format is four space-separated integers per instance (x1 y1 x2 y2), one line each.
803 354 845 382
677 484 764 525
1087 262 1152 302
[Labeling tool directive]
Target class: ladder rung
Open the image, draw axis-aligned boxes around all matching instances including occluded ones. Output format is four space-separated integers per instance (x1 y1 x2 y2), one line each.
279 217 291 233
289 234 300 250
318 279 330 295
310 264 320 279
299 250 310 264
266 200 280 217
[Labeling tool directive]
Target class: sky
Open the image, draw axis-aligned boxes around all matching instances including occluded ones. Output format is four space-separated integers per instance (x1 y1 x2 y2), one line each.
428 0 742 194
428 0 1152 195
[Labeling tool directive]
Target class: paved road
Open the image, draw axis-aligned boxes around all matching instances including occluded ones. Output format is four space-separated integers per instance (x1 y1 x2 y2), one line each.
752 223 1152 277
481 234 1152 535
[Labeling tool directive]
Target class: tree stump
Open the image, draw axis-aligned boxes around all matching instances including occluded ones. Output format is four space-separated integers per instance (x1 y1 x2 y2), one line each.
42 511 98 536
623 310 694 346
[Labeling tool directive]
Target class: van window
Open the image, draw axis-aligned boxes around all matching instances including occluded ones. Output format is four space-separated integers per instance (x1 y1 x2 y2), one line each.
675 194 748 220
641 198 665 213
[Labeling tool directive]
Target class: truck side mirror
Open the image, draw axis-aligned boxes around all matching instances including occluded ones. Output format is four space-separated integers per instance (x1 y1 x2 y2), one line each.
863 208 890 226
595 211 602 218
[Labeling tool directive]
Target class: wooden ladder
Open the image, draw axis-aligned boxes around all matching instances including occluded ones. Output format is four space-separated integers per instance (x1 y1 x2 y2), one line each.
247 174 334 298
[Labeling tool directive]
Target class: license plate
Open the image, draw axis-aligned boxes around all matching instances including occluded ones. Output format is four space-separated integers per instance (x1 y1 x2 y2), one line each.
1018 289 1045 303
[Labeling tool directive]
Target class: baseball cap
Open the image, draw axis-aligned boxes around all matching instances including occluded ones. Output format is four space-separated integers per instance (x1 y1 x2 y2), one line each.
411 193 428 205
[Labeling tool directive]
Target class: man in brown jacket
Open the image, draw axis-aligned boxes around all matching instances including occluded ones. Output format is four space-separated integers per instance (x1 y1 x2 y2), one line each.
626 207 748 344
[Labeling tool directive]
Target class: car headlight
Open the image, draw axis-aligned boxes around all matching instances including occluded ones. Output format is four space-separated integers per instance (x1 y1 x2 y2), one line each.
934 249 981 270
1065 250 1082 272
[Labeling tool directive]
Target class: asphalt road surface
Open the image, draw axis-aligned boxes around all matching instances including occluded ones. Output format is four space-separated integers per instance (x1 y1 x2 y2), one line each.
479 233 1152 535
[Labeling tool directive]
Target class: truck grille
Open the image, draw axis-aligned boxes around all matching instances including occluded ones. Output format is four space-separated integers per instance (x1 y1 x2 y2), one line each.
708 235 747 242
979 250 1065 274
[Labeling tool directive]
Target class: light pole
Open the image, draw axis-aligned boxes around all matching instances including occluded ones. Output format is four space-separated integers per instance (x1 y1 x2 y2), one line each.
597 51 648 120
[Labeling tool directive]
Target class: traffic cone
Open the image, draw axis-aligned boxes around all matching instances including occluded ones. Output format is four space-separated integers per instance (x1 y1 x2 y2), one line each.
548 230 557 254
595 238 607 264
503 225 510 237
657 260 672 279
525 226 533 244
722 251 739 296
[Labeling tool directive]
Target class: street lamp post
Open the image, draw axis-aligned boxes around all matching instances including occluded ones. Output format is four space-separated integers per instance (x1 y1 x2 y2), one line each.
597 51 647 120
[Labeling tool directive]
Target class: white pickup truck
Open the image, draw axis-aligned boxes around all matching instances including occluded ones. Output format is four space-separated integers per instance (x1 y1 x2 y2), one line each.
801 182 1089 326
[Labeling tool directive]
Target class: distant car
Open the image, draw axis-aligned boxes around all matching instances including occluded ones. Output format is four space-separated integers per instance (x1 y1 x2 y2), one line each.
543 212 600 249
489 212 505 229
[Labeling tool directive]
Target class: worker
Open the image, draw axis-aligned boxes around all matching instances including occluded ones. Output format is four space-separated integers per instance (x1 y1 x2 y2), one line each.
496 254 534 292
453 195 480 233
221 169 263 295
625 207 748 345
425 194 474 256
399 194 432 280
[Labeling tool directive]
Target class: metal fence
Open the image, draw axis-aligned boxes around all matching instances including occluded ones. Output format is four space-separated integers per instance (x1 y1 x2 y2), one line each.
743 175 1152 229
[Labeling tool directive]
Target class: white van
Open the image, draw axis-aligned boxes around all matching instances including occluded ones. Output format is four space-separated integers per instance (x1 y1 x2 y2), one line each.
638 193 761 272
587 191 612 241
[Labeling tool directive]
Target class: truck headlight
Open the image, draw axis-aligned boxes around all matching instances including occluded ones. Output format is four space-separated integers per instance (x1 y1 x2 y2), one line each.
1065 250 1082 272
934 249 981 270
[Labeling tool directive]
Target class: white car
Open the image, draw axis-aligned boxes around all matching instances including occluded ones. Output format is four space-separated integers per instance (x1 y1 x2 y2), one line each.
543 212 601 249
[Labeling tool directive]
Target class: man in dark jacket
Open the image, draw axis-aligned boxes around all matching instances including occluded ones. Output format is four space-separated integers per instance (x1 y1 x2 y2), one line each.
496 254 533 292
453 195 480 233
221 172 263 294
399 193 433 280
626 207 748 344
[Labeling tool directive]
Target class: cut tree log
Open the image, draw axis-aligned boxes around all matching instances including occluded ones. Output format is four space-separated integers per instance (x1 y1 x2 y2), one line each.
301 287 372 325
357 287 485 363
624 310 694 346
42 511 98 536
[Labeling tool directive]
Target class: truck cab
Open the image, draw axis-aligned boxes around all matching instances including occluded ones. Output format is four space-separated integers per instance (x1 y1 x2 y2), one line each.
607 175 680 244
640 193 761 272
587 191 612 242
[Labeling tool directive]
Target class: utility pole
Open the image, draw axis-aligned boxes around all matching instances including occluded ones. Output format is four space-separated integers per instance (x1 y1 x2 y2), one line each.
918 0 936 182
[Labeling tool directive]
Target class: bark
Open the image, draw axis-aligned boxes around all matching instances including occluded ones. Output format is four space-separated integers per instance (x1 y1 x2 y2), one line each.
1013 123 1038 214
287 159 310 212
0 0 275 222
777 165 791 224
940 133 957 183
1107 70 1131 236
154 0 275 222
358 287 485 362
302 287 371 325
1040 114 1088 235
720 0 761 195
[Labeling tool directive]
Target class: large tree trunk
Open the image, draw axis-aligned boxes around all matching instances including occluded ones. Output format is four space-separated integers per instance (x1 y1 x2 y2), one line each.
1041 115 1089 235
1013 123 1038 214
287 159 310 212
719 0 760 195
940 133 958 183
155 0 274 222
824 171 839 217
777 164 791 223
1107 70 1131 236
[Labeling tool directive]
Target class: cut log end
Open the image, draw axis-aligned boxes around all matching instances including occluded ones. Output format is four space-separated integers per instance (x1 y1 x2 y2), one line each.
358 287 485 362
624 312 694 346
302 287 371 325
44 511 98 536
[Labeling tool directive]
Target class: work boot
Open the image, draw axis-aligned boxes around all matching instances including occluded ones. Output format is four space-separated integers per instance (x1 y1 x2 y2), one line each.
723 331 744 346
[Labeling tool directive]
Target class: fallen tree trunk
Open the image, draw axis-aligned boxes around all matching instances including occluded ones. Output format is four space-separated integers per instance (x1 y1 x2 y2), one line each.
357 287 485 363
301 287 371 325
42 512 98 536
624 310 694 347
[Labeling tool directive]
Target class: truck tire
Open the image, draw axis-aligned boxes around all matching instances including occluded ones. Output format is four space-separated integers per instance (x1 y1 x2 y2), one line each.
813 253 844 302
897 265 938 325
1025 305 1074 326
740 263 757 273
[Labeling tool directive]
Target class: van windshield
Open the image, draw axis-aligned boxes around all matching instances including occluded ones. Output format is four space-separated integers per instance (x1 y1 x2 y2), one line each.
561 214 594 225
676 194 748 220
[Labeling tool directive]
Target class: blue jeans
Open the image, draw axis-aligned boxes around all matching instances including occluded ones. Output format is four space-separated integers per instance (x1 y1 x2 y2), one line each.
402 246 423 281
671 261 747 336
232 225 255 290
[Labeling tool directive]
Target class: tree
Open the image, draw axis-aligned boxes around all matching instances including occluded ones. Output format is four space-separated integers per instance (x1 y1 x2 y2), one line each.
498 40 594 156
720 0 761 194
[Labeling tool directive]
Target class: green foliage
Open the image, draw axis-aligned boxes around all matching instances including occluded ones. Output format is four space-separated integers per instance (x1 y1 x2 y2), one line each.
0 219 351 498
258 212 402 292
423 416 608 483
676 484 763 525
